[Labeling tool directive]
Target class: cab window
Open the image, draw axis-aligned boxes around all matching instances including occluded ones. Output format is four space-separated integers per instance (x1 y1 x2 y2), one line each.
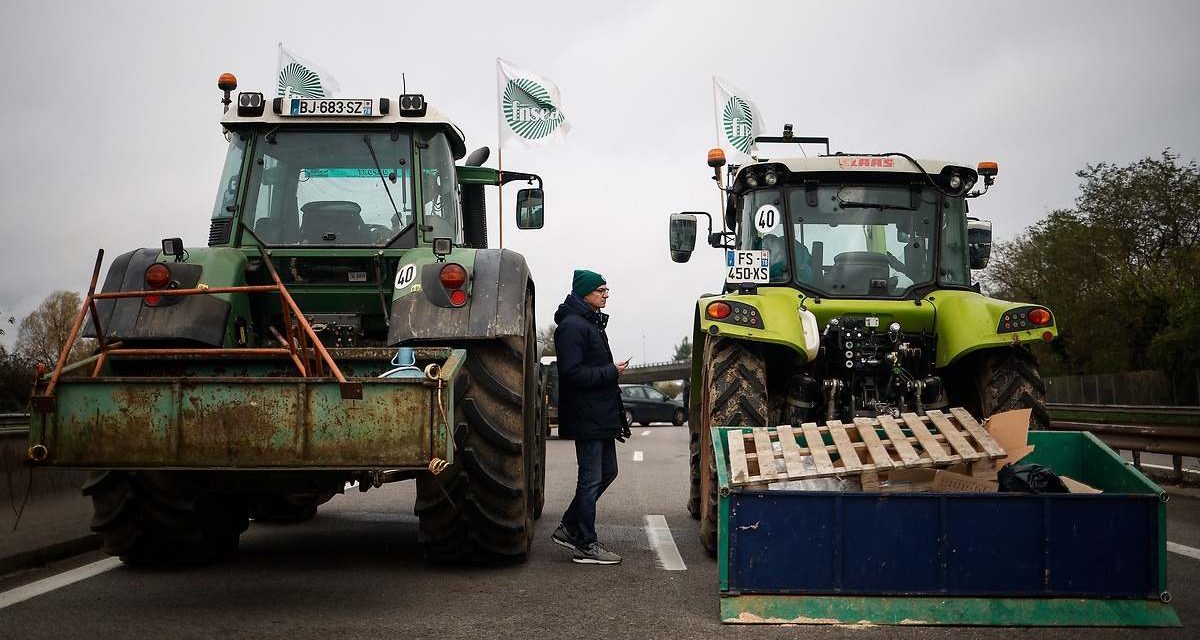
738 189 790 282
418 132 463 244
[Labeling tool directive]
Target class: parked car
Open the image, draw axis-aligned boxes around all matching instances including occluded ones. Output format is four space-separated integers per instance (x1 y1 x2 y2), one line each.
619 384 687 427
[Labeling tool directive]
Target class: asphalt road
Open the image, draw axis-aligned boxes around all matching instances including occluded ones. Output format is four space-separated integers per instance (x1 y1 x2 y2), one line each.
1 424 1198 638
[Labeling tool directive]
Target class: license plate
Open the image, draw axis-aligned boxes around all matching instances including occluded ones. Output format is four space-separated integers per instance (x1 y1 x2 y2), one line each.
725 250 770 283
288 98 377 117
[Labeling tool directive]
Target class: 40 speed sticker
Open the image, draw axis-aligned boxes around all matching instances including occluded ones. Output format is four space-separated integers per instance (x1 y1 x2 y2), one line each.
753 204 780 234
394 263 418 289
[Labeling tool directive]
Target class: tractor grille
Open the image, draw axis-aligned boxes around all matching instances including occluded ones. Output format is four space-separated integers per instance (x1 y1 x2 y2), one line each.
208 218 234 246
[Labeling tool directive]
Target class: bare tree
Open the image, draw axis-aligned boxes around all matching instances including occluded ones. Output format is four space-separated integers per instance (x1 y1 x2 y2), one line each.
16 291 91 367
0 308 14 336
537 323 557 357
672 336 692 362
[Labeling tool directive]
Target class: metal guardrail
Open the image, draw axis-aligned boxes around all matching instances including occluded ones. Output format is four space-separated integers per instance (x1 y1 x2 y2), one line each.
1048 403 1200 482
1 412 31 437
620 359 691 384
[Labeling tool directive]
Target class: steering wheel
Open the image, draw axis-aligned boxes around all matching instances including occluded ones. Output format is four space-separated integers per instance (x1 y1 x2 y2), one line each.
364 224 393 241
885 251 917 280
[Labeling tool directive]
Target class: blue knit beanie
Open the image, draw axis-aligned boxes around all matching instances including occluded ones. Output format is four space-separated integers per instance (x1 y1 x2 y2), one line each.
571 269 606 298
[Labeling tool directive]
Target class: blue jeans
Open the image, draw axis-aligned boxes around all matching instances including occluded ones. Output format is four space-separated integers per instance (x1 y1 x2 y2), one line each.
560 438 618 546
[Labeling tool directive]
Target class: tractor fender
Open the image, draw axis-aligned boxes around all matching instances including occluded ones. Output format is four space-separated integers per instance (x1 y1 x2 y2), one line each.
694 289 819 361
84 247 248 346
930 290 1058 368
387 248 532 344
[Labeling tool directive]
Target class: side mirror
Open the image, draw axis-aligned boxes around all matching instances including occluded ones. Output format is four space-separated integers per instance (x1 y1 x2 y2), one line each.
967 219 993 269
669 213 698 263
515 188 544 229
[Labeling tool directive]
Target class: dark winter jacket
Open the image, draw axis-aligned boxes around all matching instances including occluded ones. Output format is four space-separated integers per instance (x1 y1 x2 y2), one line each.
553 293 624 440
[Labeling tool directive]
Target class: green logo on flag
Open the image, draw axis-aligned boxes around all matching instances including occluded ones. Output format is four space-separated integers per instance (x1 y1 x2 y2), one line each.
722 96 755 153
278 62 325 98
503 78 564 140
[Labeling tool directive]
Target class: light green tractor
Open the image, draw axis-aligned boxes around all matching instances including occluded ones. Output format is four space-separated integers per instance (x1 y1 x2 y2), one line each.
27 74 548 565
669 131 1057 553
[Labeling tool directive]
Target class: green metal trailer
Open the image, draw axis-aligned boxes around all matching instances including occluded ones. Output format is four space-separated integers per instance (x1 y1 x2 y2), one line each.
712 427 1180 626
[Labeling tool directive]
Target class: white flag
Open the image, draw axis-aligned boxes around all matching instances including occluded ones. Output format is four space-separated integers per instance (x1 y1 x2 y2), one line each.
497 58 570 149
277 44 341 99
713 76 766 162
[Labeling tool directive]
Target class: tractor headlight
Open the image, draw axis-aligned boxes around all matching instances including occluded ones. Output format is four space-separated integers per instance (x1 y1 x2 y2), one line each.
763 171 778 186
948 173 963 190
744 173 759 188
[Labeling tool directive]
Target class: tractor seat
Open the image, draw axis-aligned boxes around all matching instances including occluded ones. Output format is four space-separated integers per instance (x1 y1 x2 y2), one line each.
299 201 365 244
828 251 891 293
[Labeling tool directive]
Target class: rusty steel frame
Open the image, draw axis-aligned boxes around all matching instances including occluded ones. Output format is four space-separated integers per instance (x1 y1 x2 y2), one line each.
32 248 363 411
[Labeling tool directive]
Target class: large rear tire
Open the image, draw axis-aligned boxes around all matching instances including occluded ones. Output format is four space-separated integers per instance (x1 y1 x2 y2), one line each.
84 471 248 565
415 297 540 564
698 338 768 555
962 347 1050 430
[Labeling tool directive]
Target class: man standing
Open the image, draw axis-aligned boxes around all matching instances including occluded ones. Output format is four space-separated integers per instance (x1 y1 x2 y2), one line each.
551 269 630 565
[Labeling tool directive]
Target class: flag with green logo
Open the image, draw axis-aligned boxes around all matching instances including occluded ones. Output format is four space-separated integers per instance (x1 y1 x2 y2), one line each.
713 76 766 162
277 44 341 99
497 58 570 149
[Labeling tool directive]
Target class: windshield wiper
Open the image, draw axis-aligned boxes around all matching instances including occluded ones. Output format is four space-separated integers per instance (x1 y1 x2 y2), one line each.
837 201 915 211
363 134 403 224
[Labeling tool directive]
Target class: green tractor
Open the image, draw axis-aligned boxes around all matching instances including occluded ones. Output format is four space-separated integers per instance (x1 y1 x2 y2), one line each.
669 131 1057 553
26 74 548 565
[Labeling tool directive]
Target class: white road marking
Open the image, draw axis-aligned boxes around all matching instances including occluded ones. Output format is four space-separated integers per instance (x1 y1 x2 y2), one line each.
344 481 359 491
633 451 644 462
1168 541 1200 561
644 515 686 571
0 557 123 610
641 430 651 436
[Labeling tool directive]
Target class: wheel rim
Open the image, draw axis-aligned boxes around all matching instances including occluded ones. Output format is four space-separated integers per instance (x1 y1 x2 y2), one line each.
624 410 633 426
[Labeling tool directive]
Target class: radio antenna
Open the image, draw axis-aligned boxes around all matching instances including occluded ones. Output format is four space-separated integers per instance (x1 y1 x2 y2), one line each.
402 73 407 94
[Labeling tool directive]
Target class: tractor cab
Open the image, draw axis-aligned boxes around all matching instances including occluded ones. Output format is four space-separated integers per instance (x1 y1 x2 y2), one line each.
671 134 997 300
214 86 478 250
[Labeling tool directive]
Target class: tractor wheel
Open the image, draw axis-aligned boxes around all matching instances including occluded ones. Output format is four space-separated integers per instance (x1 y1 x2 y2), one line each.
415 297 539 564
83 471 248 565
971 347 1050 430
687 427 701 519
698 338 768 555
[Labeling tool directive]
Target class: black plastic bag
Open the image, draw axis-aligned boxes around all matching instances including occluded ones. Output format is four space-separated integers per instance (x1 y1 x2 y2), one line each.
997 463 1069 494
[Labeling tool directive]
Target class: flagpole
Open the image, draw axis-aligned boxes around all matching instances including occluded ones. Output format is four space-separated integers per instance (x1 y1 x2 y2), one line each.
712 77 726 229
496 58 505 250
498 147 505 249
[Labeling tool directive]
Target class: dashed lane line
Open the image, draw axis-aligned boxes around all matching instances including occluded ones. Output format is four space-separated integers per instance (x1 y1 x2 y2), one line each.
0 557 123 611
1168 541 1200 561
641 430 651 436
633 451 644 462
644 515 686 571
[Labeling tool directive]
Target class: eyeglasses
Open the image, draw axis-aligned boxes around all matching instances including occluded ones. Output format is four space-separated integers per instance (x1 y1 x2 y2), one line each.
593 288 610 294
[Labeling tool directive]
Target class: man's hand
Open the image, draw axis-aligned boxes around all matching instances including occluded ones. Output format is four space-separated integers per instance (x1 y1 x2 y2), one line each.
615 358 631 375
616 423 632 443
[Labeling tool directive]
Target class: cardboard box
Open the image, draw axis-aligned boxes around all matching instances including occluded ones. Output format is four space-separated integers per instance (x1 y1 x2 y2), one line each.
1060 475 1103 494
931 469 998 493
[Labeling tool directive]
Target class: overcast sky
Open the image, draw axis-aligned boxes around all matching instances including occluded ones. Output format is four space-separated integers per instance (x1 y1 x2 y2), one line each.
2 0 1198 362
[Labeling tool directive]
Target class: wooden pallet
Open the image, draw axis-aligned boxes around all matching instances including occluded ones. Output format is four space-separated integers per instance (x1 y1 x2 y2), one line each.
725 408 1007 487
